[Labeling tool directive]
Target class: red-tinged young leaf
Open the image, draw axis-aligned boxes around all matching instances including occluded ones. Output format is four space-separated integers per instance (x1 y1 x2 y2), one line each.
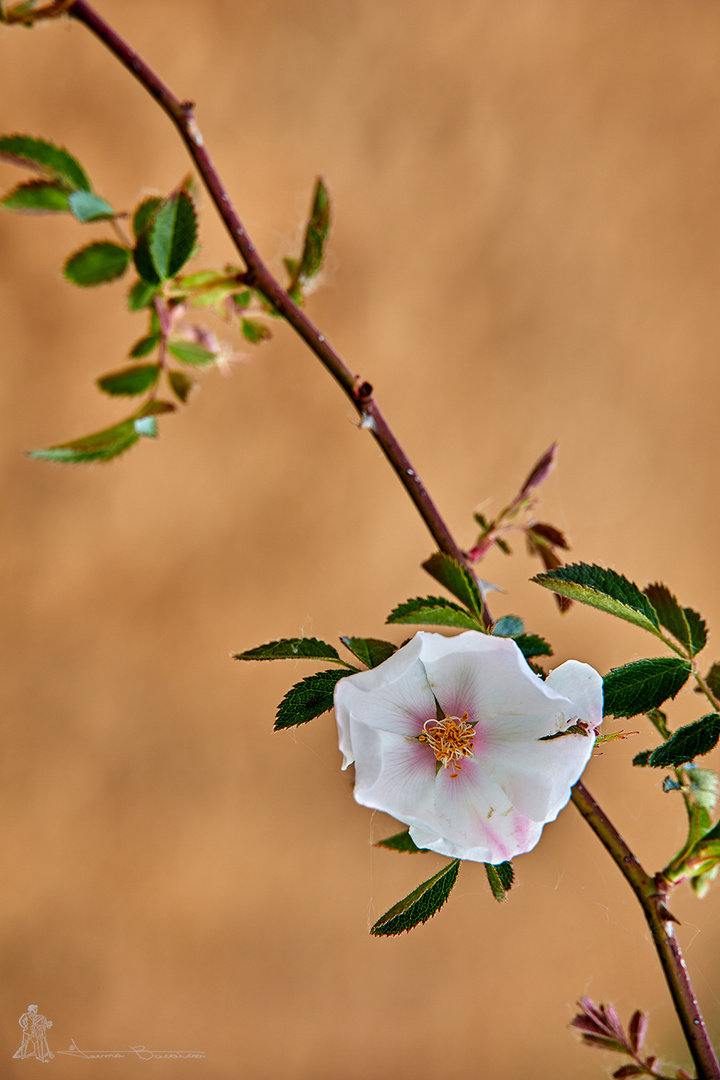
168 369 195 403
529 521 569 549
370 860 460 936
97 364 160 397
575 1032 629 1054
0 134 90 190
64 242 130 287
167 340 216 367
1 179 71 213
628 1010 648 1055
137 399 176 418
148 188 197 280
68 190 114 223
519 442 557 497
612 1067 646 1079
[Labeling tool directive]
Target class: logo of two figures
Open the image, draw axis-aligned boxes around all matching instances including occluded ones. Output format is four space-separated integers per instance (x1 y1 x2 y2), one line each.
13 1005 53 1063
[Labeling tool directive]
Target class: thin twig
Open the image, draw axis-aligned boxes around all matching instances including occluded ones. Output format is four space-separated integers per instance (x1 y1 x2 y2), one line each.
65 0 490 627
573 781 720 1080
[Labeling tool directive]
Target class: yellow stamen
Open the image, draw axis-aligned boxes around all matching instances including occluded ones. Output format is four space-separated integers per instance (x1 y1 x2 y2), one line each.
418 712 475 778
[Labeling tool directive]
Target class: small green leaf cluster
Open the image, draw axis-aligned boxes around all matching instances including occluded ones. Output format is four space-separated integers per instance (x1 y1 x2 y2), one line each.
1 136 333 463
534 564 720 896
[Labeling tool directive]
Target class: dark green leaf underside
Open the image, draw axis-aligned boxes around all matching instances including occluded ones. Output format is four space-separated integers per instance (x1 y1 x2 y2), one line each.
533 563 660 634
375 830 425 854
485 861 514 902
339 636 397 668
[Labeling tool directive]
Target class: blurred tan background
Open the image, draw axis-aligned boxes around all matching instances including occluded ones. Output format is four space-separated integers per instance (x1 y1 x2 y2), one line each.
2 1 720 1077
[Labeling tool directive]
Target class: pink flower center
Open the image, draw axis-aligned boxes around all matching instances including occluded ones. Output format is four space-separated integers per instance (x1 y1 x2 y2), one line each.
418 712 475 778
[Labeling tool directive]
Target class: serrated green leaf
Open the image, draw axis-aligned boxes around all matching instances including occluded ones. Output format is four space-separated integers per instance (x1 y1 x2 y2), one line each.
133 231 160 285
603 657 692 718
387 596 482 630
684 607 708 657
68 190 114 223
633 750 652 766
168 369 195 403
643 584 707 656
375 830 426 854
167 340 216 367
137 399 175 418
370 860 460 936
129 333 160 359
241 317 272 344
148 189 197 281
2 179 71 213
485 861 514 902
514 634 553 659
97 364 160 397
63 241 130 286
492 615 524 637
339 637 397 668
532 563 660 635
0 134 90 191
234 637 345 664
274 668 354 730
28 418 139 464
132 196 162 239
422 552 486 622
127 279 158 312
647 715 720 768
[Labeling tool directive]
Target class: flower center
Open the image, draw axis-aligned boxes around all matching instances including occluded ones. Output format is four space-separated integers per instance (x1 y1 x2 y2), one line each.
418 712 475 778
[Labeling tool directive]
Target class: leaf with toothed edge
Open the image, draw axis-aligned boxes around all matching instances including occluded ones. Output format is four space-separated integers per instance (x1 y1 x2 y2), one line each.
339 637 397 668
485 861 514 902
234 637 350 665
422 552 486 621
370 860 460 936
603 658 692 718
533 563 660 635
387 596 482 631
274 668 356 730
375 830 426 854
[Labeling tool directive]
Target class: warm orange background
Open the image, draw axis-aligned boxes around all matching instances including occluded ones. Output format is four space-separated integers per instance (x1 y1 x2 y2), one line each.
2 2 720 1077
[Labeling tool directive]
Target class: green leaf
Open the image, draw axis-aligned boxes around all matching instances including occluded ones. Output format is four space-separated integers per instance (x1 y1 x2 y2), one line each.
0 134 90 191
28 418 139 464
295 177 331 286
339 637 397 668
274 668 355 731
633 750 652 766
96 364 160 397
706 662 720 701
129 333 160 359
167 340 216 367
127 279 158 312
168 369 195 403
492 615 524 636
63 242 130 287
643 584 707 656
532 563 661 635
514 634 552 660
133 231 160 285
603 657 692 718
241 318 272 344
422 552 486 622
68 190 114 223
132 196 162 239
148 189 197 281
387 595 482 630
484 861 514 902
1 179 71 213
646 715 720 768
234 637 346 664
370 860 460 936
375 830 425 854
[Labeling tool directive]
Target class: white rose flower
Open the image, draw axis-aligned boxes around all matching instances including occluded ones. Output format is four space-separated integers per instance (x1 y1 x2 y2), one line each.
334 630 602 864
